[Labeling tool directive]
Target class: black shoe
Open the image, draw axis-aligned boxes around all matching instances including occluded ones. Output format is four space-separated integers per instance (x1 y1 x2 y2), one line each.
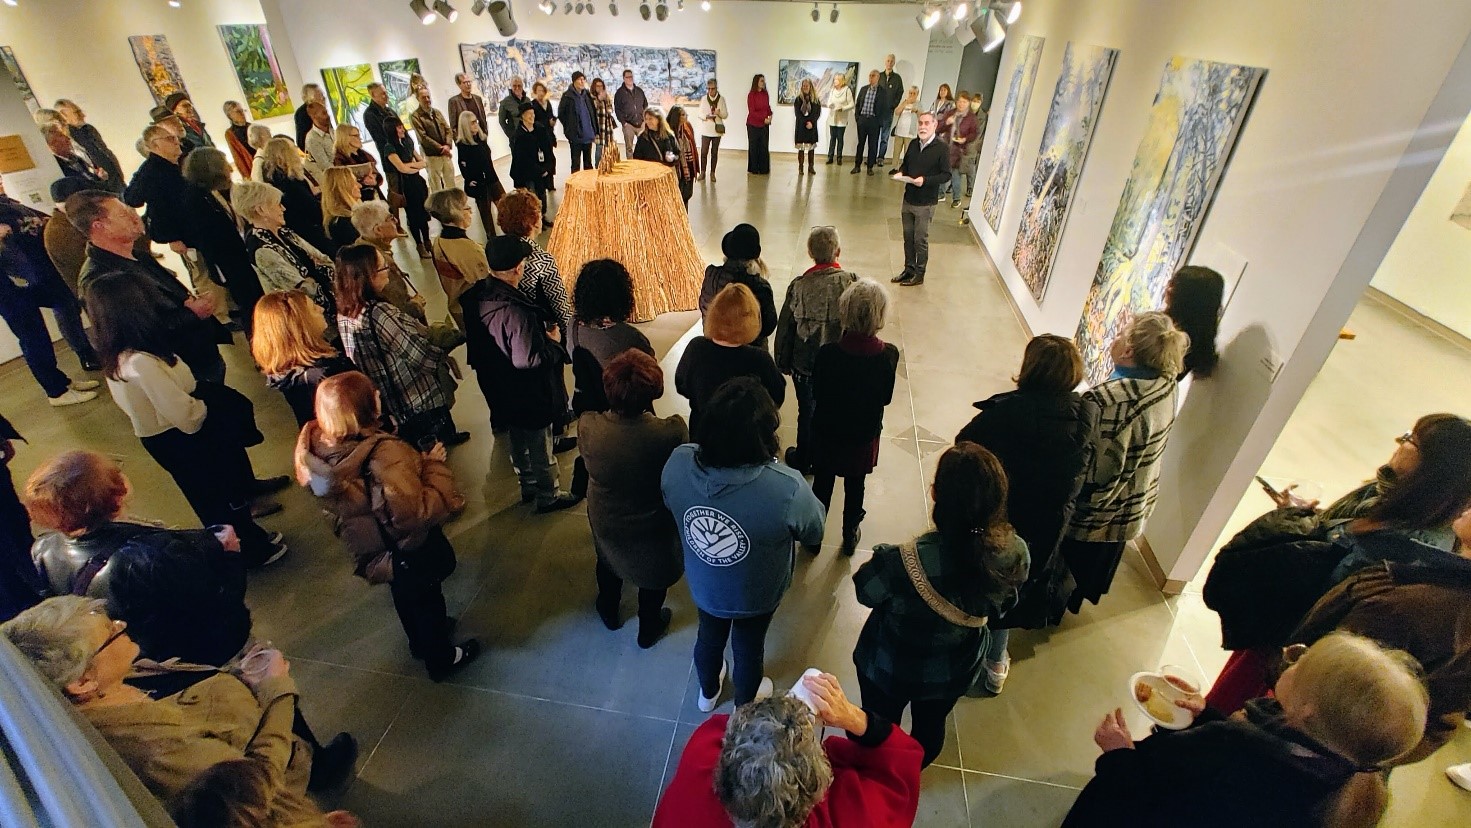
891 272 912 283
825 158 834 165
637 608 673 649
900 275 924 287
866 168 875 176
850 166 860 174
429 639 482 682
840 528 861 557
250 475 291 497
249 500 283 519
597 597 623 630
553 436 578 454
535 493 583 514
439 430 472 447
542 219 555 230
307 733 359 792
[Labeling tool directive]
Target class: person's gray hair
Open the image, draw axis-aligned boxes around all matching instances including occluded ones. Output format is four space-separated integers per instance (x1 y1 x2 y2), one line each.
1126 310 1191 378
715 696 833 828
351 198 391 238
258 136 304 181
247 123 272 150
301 82 322 97
838 278 889 337
455 72 470 84
806 226 840 264
222 100 243 116
182 146 232 191
456 110 482 145
1 596 107 693
230 180 283 226
426 187 468 225
141 124 171 147
39 121 66 140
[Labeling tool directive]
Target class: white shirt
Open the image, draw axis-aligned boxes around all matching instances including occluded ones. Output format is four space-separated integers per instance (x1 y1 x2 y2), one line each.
107 351 205 438
825 86 854 127
696 94 728 138
304 126 335 180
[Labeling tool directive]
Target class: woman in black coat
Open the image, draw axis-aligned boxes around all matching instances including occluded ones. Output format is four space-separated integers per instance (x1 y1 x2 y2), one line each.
632 108 680 165
180 148 265 335
792 78 821 175
510 107 555 218
955 335 1095 655
454 111 506 237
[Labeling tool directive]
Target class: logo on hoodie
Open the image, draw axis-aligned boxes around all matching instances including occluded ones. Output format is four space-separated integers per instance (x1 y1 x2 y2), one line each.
683 506 749 567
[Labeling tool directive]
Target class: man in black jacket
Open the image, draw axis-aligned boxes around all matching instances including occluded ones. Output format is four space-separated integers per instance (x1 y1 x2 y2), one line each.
613 70 648 156
891 112 950 286
56 99 125 191
363 83 395 152
295 83 327 150
877 54 904 168
851 70 885 175
498 77 529 140
558 72 597 173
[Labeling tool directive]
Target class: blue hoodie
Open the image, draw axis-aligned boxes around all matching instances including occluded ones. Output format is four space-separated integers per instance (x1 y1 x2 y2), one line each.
661 444 826 618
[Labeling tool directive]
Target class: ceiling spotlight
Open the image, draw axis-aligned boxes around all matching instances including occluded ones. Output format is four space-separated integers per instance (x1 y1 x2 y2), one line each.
488 0 517 32
918 7 941 29
471 0 489 13
992 0 1022 24
564 2 572 13
409 0 437 23
810 2 819 22
829 3 838 21
538 0 553 11
433 0 458 21
953 2 968 19
575 1 585 11
2 0 18 7
977 9 1007 51
609 2 618 13
676 0 683 10
655 0 668 19
587 2 595 12
639 0 650 18
700 0 710 8
168 0 181 6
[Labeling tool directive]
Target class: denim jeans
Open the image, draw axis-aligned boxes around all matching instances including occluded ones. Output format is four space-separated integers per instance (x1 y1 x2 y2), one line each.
506 426 558 506
827 125 846 163
949 170 973 205
984 627 1009 663
694 608 775 706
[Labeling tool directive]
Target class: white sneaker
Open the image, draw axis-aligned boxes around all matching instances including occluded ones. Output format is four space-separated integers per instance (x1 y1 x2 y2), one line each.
70 379 101 392
753 677 774 702
48 389 97 407
698 662 728 713
1447 763 1471 791
984 656 1011 694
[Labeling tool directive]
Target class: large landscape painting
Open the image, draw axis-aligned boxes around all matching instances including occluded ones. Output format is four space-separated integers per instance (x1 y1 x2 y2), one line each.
129 35 188 106
1075 56 1265 384
980 35 1045 233
1012 42 1118 301
776 59 859 105
320 63 374 134
459 39 715 110
217 24 293 119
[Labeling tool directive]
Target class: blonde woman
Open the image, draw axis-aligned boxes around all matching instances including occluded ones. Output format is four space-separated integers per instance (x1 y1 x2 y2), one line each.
320 167 362 250
824 73 854 165
891 85 920 165
792 78 820 175
331 123 384 204
246 124 272 181
250 290 353 427
631 107 679 165
256 136 332 254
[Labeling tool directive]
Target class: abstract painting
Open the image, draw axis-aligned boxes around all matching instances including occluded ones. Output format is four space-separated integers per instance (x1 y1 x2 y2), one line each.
525 41 585 98
460 41 532 106
0 47 38 113
1451 181 1471 231
668 48 717 105
776 59 859 106
618 46 676 104
1075 56 1265 384
981 35 1045 233
129 35 188 106
320 63 375 134
217 24 293 119
1012 42 1118 301
379 59 422 120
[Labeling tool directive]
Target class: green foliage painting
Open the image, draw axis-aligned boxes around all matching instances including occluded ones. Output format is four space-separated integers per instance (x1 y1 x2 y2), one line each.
217 24 293 119
320 63 374 134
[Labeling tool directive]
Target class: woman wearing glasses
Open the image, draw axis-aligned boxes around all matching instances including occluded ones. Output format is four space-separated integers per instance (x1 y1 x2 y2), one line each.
2 596 350 823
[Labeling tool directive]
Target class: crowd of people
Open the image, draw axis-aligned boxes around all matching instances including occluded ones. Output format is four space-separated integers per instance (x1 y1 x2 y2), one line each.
0 57 1464 828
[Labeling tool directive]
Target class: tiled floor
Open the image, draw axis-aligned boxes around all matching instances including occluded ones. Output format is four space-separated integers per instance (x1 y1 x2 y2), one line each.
5 151 1467 826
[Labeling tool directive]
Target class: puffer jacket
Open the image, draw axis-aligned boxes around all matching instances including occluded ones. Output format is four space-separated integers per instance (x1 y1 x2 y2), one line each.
293 424 463 577
773 264 857 377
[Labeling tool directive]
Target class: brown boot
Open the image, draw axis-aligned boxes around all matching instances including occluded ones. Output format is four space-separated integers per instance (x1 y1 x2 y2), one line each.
797 150 806 174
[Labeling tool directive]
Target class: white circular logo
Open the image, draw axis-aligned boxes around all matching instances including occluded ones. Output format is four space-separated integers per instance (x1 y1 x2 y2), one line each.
683 506 749 567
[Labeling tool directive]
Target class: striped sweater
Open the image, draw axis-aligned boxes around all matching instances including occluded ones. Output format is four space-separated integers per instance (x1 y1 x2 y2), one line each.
1066 375 1180 543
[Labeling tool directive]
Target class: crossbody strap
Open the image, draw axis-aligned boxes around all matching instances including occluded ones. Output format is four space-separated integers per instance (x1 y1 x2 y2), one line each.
357 436 402 554
898 541 988 628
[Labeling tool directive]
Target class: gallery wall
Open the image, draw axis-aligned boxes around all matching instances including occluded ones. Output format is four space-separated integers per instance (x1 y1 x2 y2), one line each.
258 0 932 160
1369 111 1471 340
966 0 1471 583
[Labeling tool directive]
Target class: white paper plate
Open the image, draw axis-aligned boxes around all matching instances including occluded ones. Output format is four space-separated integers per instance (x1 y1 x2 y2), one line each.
1128 671 1196 731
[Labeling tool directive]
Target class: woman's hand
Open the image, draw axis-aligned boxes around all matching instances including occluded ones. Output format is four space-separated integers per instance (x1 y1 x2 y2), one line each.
1093 708 1135 752
424 442 447 462
212 524 241 553
1269 483 1318 510
1174 694 1207 715
804 672 868 735
764 116 772 126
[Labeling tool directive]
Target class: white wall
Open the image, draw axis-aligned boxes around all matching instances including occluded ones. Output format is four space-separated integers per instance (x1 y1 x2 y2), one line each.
967 0 1471 583
258 0 931 160
1370 111 1471 339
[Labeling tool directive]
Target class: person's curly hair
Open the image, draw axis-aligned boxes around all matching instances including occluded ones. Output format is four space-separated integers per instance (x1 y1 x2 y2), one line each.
574 259 636 323
715 696 834 828
497 188 544 238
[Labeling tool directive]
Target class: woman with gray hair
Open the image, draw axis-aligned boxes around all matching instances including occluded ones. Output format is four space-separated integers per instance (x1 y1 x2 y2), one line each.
350 200 427 323
653 671 923 826
0 596 337 822
455 110 505 236
246 124 273 181
256 136 332 253
181 147 264 334
809 278 900 555
231 180 337 326
427 187 490 332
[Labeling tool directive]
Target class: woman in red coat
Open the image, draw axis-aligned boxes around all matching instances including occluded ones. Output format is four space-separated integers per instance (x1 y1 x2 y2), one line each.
654 672 922 827
746 75 773 175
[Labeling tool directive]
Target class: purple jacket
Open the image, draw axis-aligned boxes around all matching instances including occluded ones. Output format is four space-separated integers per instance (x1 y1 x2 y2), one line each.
461 277 568 431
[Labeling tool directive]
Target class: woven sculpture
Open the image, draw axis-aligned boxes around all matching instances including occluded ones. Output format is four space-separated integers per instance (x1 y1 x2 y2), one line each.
546 159 703 323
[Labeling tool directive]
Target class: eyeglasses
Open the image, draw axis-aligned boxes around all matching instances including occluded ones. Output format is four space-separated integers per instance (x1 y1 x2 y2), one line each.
93 618 128 659
1396 431 1419 448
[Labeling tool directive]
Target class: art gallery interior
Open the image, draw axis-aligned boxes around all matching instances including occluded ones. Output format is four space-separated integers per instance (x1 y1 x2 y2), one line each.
0 0 1469 825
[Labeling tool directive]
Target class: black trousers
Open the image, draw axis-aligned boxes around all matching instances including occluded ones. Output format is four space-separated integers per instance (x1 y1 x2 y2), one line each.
139 427 272 564
853 118 880 169
569 142 593 172
699 136 721 176
856 672 960 768
827 125 847 163
390 526 457 670
594 552 667 631
811 471 867 536
1060 537 1128 612
791 374 816 466
694 608 774 705
746 125 770 174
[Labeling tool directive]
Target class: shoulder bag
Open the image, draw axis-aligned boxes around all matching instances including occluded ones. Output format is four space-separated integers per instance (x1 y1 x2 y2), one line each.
357 437 400 585
898 541 989 628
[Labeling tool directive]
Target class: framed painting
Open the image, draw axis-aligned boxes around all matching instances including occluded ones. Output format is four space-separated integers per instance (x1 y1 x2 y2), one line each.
320 63 375 134
668 48 717 106
776 59 858 106
1012 42 1119 301
980 35 1045 233
1075 56 1265 384
129 35 188 106
217 24 293 119
460 41 532 105
0 47 39 113
379 59 423 120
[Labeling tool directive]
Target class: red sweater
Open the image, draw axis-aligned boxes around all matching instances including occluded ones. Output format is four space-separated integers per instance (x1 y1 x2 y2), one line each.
747 91 773 127
653 714 924 827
